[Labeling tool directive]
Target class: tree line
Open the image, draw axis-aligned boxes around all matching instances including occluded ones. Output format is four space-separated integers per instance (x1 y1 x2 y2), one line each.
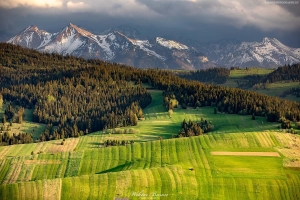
279 87 300 98
175 68 230 84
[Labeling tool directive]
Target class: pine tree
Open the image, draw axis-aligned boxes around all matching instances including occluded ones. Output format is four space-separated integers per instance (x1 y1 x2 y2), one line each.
252 113 256 120
2 115 6 124
18 115 23 124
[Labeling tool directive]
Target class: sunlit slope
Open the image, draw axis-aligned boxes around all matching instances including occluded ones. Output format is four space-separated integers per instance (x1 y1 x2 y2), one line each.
1 131 300 199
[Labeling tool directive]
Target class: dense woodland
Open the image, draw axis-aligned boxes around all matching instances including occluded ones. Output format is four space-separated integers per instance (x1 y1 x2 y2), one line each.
261 64 300 83
0 43 300 145
175 68 230 84
0 43 152 144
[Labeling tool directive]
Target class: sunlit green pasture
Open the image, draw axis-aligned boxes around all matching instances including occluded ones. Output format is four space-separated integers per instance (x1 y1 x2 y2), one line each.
1 88 300 199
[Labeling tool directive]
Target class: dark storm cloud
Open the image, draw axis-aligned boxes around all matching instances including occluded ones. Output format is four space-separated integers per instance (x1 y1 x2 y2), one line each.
0 0 299 46
136 0 300 31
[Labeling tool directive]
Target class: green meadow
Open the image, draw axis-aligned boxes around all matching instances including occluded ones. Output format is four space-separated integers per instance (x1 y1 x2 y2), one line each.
0 89 300 199
229 68 274 78
0 103 46 140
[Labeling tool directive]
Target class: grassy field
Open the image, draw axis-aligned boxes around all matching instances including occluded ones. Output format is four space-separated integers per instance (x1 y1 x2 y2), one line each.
0 89 300 199
250 82 300 102
72 90 281 150
219 68 300 102
0 132 300 199
217 68 274 88
229 68 274 78
0 103 46 140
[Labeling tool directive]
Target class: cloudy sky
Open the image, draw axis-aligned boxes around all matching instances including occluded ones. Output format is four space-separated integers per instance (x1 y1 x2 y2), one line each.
0 0 300 46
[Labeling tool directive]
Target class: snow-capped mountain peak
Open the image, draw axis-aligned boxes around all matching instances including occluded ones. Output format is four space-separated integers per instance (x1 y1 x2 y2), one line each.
24 25 39 32
7 24 299 68
199 37 300 68
68 23 93 37
262 37 271 43
8 25 53 49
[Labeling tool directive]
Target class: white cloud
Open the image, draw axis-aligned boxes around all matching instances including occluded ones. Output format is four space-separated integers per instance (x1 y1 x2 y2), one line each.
0 0 63 8
67 1 89 11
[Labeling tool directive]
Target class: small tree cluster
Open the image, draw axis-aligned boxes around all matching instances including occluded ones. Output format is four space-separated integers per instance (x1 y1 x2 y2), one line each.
105 128 140 134
0 132 33 145
104 139 134 147
163 92 178 110
178 118 214 137
281 120 292 129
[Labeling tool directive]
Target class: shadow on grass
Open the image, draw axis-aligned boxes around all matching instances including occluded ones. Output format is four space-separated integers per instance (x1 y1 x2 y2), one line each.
96 162 132 174
88 142 101 145
96 159 167 174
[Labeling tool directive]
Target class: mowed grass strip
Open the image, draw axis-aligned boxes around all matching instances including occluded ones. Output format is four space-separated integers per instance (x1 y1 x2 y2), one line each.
210 151 281 157
30 152 68 181
42 178 62 200
2 157 25 184
0 138 79 159
17 163 35 182
211 155 284 178
0 179 46 200
0 159 12 184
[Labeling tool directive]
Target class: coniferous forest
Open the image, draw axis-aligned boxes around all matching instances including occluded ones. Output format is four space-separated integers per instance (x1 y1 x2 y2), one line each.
0 43 300 145
175 68 230 84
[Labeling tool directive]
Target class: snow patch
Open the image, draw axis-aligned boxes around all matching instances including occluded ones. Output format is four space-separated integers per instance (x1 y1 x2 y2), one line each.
129 39 166 60
96 34 116 60
156 37 188 50
37 33 53 48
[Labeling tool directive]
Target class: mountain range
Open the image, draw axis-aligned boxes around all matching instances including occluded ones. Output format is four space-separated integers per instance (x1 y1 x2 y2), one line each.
7 23 300 69
198 38 300 68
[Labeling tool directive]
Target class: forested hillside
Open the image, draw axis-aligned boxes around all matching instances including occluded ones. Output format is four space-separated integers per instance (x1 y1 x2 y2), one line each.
0 43 299 146
240 64 300 88
261 64 300 83
176 68 230 84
